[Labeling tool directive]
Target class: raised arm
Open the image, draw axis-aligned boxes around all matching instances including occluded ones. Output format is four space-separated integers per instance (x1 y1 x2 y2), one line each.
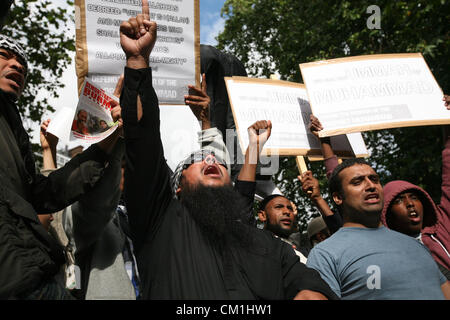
307 115 343 232
185 73 211 130
298 171 343 234
299 171 334 217
237 120 272 182
309 115 339 178
119 1 172 251
236 120 272 225
69 78 125 252
185 74 230 165
439 95 450 225
40 119 58 170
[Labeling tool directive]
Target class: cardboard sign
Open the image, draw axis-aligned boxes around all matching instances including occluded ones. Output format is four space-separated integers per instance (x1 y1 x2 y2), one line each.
300 53 449 137
225 77 369 158
74 0 200 104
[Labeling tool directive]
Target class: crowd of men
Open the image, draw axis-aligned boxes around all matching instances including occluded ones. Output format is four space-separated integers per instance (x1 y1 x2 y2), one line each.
0 0 449 300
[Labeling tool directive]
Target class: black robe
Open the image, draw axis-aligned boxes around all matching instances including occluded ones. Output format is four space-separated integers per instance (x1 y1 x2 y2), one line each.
121 67 338 300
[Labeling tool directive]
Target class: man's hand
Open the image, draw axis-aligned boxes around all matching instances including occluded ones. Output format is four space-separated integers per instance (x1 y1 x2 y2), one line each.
110 74 124 131
444 94 450 110
185 73 211 130
309 114 323 139
40 119 58 169
119 0 157 69
248 120 272 149
298 171 321 201
40 119 58 151
238 120 272 180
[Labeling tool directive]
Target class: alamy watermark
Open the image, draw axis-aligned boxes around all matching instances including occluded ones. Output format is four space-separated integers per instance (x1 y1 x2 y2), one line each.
366 265 381 290
366 5 381 30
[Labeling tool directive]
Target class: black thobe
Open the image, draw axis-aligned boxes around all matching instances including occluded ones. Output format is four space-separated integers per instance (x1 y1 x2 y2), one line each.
121 67 337 300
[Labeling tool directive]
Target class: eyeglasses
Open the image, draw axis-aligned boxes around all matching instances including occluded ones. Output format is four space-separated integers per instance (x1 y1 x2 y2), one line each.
182 151 227 170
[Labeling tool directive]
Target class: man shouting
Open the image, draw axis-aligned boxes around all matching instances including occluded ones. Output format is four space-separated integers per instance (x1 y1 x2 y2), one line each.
118 0 337 300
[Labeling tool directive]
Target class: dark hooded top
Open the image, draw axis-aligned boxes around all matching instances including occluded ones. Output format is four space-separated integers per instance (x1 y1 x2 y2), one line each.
382 178 450 273
381 137 450 274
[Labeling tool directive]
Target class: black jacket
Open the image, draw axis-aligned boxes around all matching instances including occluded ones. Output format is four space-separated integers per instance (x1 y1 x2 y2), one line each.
0 90 109 298
121 67 338 300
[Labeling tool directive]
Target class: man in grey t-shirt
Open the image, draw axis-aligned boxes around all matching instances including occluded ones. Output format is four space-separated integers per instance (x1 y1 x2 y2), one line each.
306 158 450 300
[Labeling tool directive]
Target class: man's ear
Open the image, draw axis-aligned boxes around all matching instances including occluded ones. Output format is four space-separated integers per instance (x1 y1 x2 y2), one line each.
258 210 267 222
332 191 343 206
176 187 181 196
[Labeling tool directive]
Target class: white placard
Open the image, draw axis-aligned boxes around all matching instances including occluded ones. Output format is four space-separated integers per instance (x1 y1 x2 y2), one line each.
47 103 200 171
300 53 449 137
225 77 369 158
159 105 200 171
75 0 199 104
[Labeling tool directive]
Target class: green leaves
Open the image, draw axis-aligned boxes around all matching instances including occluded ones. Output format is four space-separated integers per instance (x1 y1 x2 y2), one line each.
218 0 450 233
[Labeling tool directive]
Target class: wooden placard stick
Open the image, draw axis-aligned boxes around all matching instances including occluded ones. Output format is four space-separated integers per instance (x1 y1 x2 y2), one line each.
296 156 313 195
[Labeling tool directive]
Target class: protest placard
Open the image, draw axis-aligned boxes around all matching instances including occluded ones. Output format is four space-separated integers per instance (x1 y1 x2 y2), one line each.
159 104 201 170
47 99 200 170
300 53 449 137
225 77 369 158
74 0 200 104
70 79 119 142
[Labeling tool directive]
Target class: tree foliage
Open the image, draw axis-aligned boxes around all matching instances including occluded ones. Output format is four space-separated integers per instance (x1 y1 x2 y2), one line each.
2 0 75 131
217 0 450 232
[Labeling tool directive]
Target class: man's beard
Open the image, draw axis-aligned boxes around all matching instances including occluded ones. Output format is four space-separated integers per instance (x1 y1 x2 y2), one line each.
180 183 251 249
266 223 293 239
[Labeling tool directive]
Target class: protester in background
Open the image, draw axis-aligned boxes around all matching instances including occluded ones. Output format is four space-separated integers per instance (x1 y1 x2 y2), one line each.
117 1 337 300
257 195 308 263
307 216 331 248
299 170 342 234
37 81 141 300
0 34 120 299
306 158 450 299
309 95 450 279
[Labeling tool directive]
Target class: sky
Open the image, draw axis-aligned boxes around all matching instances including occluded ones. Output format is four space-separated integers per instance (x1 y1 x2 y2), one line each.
31 0 228 147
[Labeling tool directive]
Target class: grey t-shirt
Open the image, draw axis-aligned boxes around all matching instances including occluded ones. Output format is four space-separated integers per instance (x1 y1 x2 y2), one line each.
306 226 446 300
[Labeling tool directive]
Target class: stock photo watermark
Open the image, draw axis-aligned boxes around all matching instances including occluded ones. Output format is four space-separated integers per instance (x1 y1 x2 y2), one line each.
366 5 381 30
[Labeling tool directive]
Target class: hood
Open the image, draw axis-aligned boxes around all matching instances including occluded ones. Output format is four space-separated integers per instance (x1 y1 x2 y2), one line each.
381 180 438 234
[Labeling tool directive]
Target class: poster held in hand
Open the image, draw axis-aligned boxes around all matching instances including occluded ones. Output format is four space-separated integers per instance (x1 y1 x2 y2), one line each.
70 79 118 143
225 77 369 158
300 53 449 137
74 0 200 104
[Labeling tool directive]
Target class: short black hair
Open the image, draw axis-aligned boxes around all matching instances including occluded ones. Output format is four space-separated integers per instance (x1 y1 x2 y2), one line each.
258 194 289 211
329 158 372 200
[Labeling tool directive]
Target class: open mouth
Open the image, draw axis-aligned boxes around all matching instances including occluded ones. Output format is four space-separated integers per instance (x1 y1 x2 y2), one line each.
408 211 421 223
5 71 24 89
203 165 221 177
280 218 292 226
364 193 380 203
